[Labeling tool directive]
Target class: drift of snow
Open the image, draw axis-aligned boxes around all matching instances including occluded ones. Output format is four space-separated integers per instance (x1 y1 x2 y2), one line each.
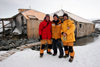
0 36 100 67
95 24 100 30
0 51 7 55
13 28 22 34
0 21 10 32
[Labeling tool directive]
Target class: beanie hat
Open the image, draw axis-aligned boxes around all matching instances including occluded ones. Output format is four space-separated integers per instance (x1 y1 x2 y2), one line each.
53 14 59 18
44 14 50 20
63 13 69 18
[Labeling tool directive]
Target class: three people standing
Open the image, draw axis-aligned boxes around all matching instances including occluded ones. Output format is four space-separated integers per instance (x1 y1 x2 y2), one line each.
39 13 76 62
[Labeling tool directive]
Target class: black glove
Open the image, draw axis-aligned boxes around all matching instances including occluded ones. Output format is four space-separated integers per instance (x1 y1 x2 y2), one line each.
39 35 42 41
62 32 64 35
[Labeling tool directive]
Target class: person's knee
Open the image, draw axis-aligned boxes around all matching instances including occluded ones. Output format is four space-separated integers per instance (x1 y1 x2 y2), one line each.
47 40 52 44
64 46 68 51
48 44 52 49
41 44 45 49
69 46 73 52
57 42 62 47
41 40 46 44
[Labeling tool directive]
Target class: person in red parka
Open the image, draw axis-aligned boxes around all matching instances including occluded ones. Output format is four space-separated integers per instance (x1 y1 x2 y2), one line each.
39 14 52 57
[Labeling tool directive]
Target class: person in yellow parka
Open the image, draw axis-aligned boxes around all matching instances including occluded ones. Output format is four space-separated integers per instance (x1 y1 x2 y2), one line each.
61 13 75 62
52 14 64 58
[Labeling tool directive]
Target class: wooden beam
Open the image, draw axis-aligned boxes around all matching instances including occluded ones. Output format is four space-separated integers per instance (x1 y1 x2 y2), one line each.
2 20 5 36
17 42 41 51
10 19 13 33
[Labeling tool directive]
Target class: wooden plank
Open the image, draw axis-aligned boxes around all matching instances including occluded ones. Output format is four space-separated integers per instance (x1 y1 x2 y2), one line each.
32 20 40 39
17 42 41 51
0 49 19 61
0 23 11 28
5 27 12 28
27 19 33 39
2 20 5 35
10 19 13 33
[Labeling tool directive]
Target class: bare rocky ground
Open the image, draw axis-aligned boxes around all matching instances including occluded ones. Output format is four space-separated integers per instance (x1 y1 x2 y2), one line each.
0 34 40 51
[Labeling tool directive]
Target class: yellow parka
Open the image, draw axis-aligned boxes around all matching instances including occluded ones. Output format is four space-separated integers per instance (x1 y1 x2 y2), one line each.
52 20 62 39
61 19 76 42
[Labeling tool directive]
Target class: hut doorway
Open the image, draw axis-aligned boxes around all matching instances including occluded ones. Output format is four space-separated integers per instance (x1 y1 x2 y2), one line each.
27 16 41 39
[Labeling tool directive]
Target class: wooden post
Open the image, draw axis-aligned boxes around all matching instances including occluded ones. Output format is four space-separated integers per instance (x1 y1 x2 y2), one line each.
2 20 5 37
10 19 13 33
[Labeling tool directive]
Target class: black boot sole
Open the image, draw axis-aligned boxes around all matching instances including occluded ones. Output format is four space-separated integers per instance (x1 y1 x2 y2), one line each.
52 53 57 56
58 55 64 58
69 58 74 62
47 52 52 55
40 54 43 58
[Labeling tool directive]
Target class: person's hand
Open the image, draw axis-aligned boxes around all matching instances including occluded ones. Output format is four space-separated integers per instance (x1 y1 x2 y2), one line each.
39 35 42 41
63 33 67 37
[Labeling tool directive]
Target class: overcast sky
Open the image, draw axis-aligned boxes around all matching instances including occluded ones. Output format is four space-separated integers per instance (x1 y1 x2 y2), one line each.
0 0 100 20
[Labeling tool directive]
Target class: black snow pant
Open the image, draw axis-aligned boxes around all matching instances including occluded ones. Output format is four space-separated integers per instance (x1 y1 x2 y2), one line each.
52 39 64 56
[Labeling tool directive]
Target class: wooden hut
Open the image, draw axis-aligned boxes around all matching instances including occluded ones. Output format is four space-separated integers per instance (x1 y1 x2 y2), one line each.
11 9 51 39
0 9 53 39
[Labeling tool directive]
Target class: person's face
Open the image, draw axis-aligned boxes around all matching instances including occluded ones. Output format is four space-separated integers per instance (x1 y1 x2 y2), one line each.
46 17 50 21
63 16 68 20
53 16 58 21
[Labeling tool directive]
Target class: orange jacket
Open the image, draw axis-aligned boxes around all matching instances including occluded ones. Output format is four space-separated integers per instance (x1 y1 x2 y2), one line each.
52 20 62 39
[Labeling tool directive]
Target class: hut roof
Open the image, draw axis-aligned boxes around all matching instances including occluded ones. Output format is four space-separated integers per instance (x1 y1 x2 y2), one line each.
0 18 12 21
11 9 53 20
0 9 53 21
20 9 53 20
51 9 93 23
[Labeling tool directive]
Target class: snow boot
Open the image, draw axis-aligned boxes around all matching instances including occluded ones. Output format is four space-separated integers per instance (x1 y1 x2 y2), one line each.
47 51 52 55
64 54 69 58
40 53 43 58
58 55 63 58
69 56 74 62
53 53 57 56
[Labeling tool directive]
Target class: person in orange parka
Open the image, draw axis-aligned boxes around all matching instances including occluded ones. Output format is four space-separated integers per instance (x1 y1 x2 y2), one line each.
39 14 52 57
52 14 64 58
61 13 76 62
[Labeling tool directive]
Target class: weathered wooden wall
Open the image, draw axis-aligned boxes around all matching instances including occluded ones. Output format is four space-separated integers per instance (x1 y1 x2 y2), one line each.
76 22 95 37
27 19 41 39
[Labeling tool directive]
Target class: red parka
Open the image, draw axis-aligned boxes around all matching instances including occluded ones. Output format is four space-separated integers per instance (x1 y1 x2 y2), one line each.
39 20 52 39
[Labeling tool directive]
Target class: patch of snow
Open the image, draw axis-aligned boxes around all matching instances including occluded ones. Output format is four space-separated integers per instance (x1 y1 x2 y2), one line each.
13 28 22 34
95 24 100 30
0 21 10 32
0 36 100 67
0 51 7 55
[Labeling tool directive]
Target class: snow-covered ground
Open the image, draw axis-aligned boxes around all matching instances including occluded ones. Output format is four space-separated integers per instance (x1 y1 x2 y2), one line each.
95 24 100 30
0 51 7 55
0 36 100 67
